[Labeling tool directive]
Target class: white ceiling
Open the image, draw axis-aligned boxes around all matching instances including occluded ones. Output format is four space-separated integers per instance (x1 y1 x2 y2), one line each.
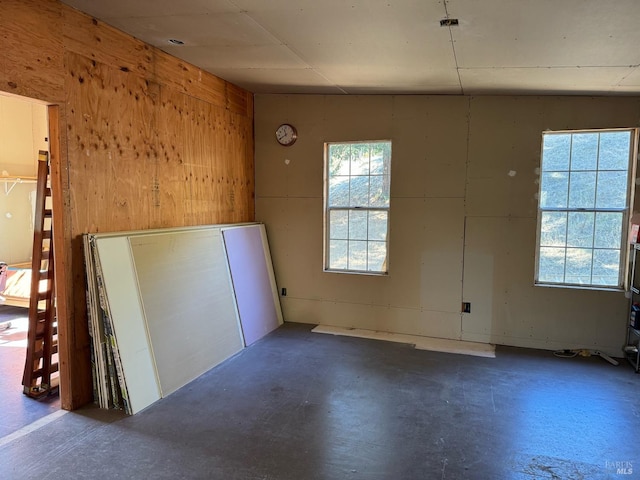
60 0 640 95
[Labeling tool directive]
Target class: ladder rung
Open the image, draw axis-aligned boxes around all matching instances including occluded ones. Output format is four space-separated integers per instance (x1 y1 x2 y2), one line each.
37 291 51 301
35 318 56 335
31 362 58 379
44 209 52 217
42 230 52 240
34 342 58 358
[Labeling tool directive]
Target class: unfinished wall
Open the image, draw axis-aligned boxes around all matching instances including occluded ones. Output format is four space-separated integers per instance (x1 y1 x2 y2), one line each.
1 0 254 409
0 95 48 264
255 94 640 355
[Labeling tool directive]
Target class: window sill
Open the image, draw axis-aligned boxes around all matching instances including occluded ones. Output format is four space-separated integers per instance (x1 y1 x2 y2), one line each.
534 282 625 293
324 268 388 277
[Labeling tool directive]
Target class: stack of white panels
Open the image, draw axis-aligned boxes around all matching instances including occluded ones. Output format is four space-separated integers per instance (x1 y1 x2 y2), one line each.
84 223 282 414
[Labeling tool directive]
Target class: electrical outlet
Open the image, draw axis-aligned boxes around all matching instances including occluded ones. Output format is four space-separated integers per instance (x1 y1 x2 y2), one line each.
281 287 287 296
462 302 471 313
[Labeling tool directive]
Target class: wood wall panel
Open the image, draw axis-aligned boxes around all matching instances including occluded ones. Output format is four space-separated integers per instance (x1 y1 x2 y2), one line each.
0 0 65 101
1 0 254 409
66 52 158 234
153 50 227 110
62 11 153 80
156 87 192 228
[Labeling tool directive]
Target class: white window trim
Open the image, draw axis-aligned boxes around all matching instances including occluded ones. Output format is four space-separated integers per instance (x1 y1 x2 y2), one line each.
323 140 391 276
534 127 638 292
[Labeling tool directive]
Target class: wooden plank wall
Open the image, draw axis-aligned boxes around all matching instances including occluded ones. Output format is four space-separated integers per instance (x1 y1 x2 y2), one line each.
0 0 255 410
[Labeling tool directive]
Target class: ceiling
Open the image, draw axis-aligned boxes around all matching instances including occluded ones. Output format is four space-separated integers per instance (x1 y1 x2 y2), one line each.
60 0 640 96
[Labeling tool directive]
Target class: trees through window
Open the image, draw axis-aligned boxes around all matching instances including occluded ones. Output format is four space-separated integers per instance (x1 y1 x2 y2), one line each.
536 129 636 289
324 140 391 274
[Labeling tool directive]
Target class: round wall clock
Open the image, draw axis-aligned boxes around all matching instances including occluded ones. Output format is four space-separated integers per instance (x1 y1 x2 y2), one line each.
275 123 297 146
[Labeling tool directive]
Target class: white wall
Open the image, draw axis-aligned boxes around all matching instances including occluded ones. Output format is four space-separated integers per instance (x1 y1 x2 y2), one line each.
0 94 48 264
254 94 640 355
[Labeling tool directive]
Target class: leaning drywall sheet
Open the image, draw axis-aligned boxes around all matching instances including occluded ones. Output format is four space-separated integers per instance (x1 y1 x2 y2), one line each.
222 224 283 346
129 228 244 397
83 235 109 409
94 236 161 414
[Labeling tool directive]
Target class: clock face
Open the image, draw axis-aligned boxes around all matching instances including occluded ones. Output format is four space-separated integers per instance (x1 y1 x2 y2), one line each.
275 124 297 146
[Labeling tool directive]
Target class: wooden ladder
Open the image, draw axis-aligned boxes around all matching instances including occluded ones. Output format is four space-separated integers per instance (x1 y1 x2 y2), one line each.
22 150 58 398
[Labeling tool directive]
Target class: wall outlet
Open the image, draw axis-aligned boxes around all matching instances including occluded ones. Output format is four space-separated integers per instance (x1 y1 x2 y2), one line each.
462 302 471 313
281 287 287 296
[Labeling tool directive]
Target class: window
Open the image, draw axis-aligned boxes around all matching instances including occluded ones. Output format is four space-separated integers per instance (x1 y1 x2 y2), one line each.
324 140 391 274
535 129 637 289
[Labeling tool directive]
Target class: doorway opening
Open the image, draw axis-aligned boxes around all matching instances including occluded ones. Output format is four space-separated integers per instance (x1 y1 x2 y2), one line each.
0 92 61 439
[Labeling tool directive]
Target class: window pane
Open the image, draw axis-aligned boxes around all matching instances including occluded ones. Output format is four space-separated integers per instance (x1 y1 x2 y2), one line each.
540 172 569 208
542 134 571 171
570 133 598 171
325 140 391 274
568 171 596 209
537 129 633 289
329 144 351 176
348 241 367 270
565 248 593 284
566 212 594 248
329 210 348 239
540 211 567 247
370 151 385 174
368 211 388 241
328 176 349 207
599 131 631 170
538 247 566 283
594 212 622 249
351 144 370 175
349 210 368 240
368 241 387 272
592 249 620 286
369 175 390 207
329 240 348 269
349 176 369 207
595 170 628 209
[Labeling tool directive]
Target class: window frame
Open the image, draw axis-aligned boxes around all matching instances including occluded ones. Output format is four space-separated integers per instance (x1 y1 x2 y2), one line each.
534 127 638 291
323 139 392 276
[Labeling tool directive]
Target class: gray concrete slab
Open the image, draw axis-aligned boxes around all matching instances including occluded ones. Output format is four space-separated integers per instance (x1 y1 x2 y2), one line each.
0 322 637 479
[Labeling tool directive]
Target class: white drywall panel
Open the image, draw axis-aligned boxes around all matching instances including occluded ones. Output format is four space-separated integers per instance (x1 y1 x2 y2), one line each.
312 325 494 358
405 198 464 313
130 229 244 397
539 96 640 132
323 96 394 143
462 216 628 354
460 67 637 96
451 0 640 68
283 296 462 340
256 197 326 301
222 224 282 346
255 94 640 352
466 97 543 218
254 96 327 199
391 96 469 198
94 236 160 414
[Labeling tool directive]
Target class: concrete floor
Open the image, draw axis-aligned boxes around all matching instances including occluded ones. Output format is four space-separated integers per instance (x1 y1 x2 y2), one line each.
0 306 60 439
0 322 638 479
